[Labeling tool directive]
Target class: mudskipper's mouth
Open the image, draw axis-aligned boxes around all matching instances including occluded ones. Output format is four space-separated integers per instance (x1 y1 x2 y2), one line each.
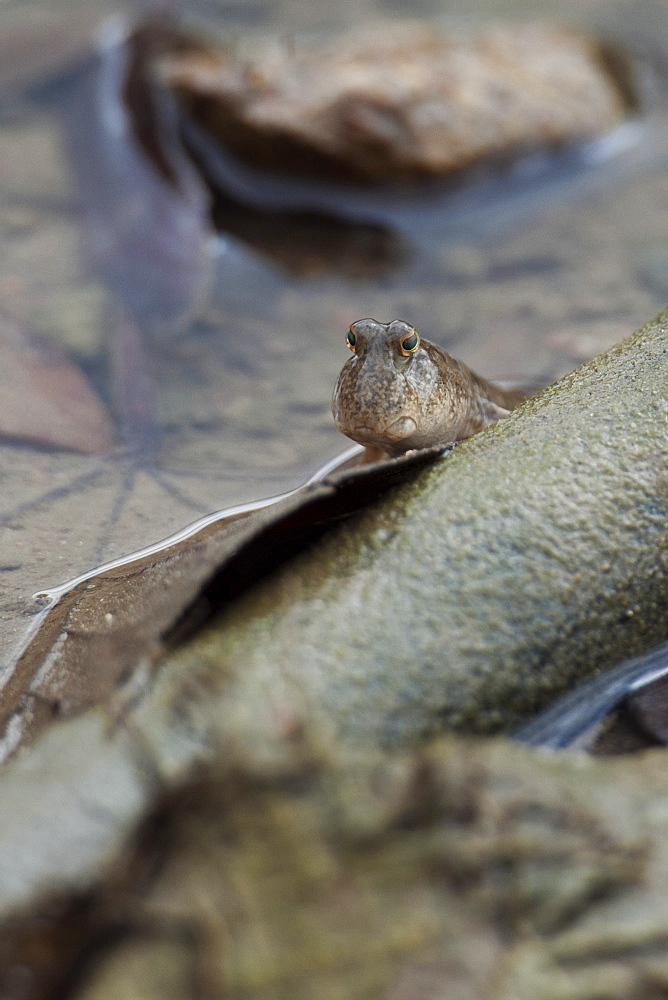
385 416 417 440
347 416 418 447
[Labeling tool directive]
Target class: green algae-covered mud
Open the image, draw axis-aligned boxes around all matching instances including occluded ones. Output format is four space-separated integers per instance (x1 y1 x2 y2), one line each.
157 309 668 750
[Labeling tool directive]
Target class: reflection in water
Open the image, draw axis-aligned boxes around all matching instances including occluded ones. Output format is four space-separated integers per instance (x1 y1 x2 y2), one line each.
58 21 214 347
209 191 408 278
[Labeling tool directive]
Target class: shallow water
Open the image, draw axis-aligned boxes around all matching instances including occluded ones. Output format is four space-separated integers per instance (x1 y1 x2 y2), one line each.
1 0 668 666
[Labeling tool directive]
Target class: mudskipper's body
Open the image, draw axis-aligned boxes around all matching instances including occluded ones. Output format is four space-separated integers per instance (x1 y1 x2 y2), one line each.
332 318 528 457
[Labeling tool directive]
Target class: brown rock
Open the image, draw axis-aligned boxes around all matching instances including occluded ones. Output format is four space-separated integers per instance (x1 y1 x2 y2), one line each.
0 730 659 1000
163 21 631 183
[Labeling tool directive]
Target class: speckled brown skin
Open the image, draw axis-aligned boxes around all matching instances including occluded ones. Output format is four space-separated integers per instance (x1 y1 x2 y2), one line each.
332 319 527 456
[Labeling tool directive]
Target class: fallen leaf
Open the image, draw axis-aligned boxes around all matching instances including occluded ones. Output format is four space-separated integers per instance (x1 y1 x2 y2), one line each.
0 310 114 454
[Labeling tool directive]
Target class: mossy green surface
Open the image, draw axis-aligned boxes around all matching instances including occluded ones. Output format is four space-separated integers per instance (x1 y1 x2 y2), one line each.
163 310 668 748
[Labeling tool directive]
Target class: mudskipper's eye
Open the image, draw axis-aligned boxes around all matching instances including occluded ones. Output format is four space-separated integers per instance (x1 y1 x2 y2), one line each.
347 329 357 351
400 329 420 355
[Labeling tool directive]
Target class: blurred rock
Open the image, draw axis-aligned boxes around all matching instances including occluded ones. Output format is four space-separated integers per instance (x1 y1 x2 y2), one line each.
2 728 667 1000
163 20 632 183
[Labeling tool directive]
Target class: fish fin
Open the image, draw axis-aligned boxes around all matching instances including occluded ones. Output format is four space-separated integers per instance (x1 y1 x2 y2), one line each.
478 397 510 426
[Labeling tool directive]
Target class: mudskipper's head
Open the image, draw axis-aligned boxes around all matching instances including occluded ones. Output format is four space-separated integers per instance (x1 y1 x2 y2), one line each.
332 318 453 455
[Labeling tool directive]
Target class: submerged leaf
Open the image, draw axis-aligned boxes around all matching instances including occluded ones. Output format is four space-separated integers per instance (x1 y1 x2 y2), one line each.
0 311 114 454
0 18 344 669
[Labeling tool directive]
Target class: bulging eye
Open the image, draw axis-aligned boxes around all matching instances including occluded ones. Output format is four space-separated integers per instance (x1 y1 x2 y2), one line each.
400 329 419 355
347 329 357 351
